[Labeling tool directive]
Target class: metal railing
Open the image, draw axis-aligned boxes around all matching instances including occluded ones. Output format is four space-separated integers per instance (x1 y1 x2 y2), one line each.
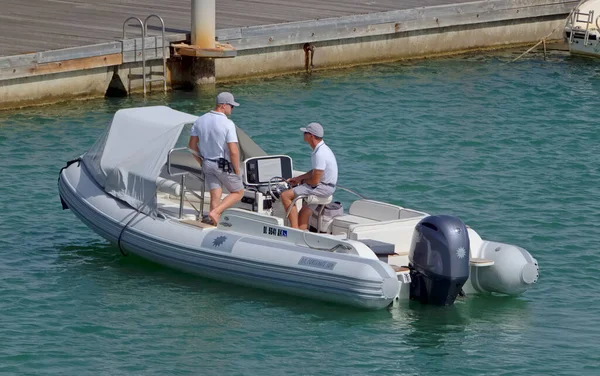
567 8 595 46
123 14 167 95
144 15 167 93
167 147 206 219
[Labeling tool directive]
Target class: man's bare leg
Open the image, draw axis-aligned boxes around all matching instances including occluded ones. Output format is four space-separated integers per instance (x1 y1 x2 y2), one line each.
281 189 298 228
298 206 312 231
208 189 243 224
209 187 223 211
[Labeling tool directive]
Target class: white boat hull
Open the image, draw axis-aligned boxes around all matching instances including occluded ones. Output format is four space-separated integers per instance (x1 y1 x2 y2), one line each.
59 162 403 310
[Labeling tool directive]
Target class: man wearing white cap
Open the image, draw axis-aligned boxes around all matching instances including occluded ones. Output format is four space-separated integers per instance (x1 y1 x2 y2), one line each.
281 122 338 230
188 92 244 225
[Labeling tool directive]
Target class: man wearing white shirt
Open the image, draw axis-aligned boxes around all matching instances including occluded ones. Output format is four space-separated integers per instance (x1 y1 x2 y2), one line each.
282 122 338 230
188 92 244 225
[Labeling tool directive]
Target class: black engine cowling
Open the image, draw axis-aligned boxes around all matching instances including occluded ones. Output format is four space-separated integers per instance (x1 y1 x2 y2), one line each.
408 215 470 306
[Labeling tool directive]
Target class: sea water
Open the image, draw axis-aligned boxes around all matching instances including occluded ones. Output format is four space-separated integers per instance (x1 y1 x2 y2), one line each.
1 50 599 375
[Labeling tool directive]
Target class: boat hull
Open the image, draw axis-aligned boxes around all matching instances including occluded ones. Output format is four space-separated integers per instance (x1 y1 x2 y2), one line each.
58 162 400 310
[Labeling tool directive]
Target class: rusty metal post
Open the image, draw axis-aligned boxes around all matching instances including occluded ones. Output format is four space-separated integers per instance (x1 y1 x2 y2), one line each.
191 0 215 48
190 0 216 88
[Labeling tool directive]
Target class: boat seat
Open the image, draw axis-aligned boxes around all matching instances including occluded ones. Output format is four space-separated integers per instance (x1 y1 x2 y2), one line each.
304 195 332 206
349 199 403 220
331 200 405 235
331 214 377 235
303 195 334 233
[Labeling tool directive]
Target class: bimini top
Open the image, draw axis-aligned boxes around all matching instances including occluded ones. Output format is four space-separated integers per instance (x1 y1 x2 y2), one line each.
82 106 198 216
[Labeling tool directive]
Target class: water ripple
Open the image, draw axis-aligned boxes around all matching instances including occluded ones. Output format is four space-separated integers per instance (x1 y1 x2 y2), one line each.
0 50 598 375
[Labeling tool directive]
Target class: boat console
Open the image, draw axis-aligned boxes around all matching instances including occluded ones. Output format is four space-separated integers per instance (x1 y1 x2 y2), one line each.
237 155 294 216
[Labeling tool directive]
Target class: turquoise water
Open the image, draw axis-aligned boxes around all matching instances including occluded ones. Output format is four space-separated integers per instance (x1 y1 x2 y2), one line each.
1 50 599 375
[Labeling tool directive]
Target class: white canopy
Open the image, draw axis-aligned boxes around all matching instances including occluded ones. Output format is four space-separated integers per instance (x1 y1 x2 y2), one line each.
82 106 198 216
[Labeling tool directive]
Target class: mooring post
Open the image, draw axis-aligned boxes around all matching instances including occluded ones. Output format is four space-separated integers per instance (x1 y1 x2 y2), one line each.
171 0 235 88
192 0 215 49
191 0 216 86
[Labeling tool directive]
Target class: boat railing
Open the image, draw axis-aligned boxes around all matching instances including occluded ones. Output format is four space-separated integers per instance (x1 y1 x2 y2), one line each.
567 6 595 45
336 185 366 200
167 147 206 219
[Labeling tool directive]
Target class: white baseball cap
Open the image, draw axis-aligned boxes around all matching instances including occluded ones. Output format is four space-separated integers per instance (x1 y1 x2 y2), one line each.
300 122 324 138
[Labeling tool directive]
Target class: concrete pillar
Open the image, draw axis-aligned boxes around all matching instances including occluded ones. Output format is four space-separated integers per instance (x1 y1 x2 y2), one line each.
192 57 215 86
191 0 216 88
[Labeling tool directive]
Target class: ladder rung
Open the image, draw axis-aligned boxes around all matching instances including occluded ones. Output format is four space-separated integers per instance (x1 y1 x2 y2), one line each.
147 78 166 82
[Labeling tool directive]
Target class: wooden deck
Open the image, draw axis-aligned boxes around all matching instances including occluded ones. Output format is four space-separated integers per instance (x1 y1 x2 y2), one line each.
0 0 479 57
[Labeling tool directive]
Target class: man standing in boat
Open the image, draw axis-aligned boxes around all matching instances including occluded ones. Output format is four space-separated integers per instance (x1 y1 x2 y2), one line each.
281 122 338 230
188 92 244 225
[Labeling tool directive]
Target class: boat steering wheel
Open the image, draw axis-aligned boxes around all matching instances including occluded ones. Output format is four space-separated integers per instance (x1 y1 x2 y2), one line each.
268 176 291 200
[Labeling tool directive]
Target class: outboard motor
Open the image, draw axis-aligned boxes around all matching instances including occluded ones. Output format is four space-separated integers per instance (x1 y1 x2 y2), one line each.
409 215 470 306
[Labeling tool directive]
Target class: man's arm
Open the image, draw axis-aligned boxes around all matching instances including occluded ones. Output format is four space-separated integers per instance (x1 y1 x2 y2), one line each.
227 142 241 175
304 169 323 186
288 170 312 186
188 136 202 165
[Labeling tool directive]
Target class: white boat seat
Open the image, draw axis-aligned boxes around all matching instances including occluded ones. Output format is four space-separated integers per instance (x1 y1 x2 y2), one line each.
349 199 404 221
304 195 333 206
348 199 428 220
332 214 377 229
303 195 333 233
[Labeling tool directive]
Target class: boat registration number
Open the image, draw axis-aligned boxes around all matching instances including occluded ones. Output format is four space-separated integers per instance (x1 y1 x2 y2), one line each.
263 226 287 237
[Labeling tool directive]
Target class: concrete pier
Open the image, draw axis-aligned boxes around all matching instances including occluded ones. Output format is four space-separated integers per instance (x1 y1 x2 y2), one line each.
0 0 577 110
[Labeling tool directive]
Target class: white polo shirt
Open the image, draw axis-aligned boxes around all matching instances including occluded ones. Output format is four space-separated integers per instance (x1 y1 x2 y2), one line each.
312 141 338 185
190 111 238 161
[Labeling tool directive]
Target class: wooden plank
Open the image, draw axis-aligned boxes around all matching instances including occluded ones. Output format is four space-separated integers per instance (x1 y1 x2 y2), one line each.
0 53 37 69
0 0 577 57
37 43 122 64
470 258 495 267
0 53 122 80
180 220 215 229
223 2 575 50
172 43 236 58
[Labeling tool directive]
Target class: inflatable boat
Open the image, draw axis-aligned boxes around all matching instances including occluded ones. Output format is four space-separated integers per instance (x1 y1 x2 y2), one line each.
58 106 539 309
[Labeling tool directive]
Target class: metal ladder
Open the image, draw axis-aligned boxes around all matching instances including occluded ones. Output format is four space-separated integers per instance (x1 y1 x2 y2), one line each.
122 14 167 95
568 9 595 46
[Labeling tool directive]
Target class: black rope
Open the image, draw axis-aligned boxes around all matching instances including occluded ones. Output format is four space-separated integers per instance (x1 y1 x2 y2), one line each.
117 180 170 256
117 212 141 257
58 158 81 181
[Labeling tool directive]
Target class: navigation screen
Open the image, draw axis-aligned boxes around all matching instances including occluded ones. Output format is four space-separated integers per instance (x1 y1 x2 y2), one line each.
257 158 282 183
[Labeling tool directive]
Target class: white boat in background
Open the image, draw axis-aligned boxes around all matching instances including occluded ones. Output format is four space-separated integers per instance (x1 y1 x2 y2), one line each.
564 0 600 57
58 106 539 310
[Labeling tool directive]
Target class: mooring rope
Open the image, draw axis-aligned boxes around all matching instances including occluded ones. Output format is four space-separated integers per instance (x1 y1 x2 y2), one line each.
511 29 556 63
117 179 169 256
